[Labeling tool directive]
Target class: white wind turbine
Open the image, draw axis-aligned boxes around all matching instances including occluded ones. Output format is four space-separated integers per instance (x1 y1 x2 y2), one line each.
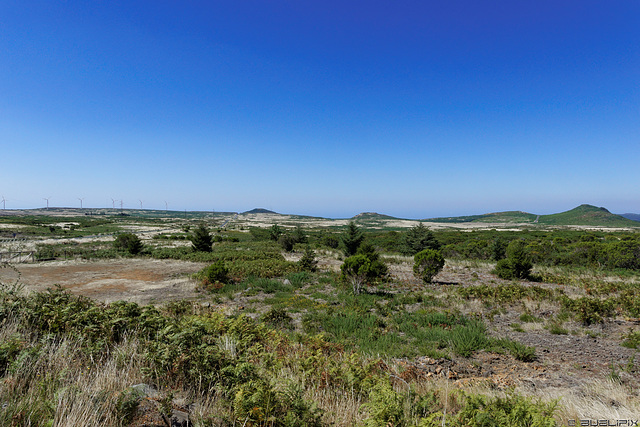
78 197 84 209
43 197 50 209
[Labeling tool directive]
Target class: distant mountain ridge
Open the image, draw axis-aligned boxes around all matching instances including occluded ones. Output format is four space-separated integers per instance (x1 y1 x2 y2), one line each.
423 204 636 227
620 213 640 222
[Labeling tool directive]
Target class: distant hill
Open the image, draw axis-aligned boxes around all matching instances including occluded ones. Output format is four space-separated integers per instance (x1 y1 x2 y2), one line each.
426 205 638 227
243 208 278 214
352 212 398 221
620 213 640 222
427 211 537 224
537 204 637 226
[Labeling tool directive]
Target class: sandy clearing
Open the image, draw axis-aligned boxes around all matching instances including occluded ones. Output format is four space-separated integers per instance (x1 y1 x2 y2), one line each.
0 258 207 305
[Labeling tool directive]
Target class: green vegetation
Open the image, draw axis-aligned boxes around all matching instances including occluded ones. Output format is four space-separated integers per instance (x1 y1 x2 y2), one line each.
190 223 213 252
2 208 640 425
299 246 318 272
493 240 532 280
401 223 440 255
537 204 637 226
0 283 554 426
341 221 365 256
413 249 445 284
113 232 144 255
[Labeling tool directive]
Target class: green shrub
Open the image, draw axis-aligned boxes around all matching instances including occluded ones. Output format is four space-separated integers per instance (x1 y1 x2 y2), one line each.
362 381 404 427
299 246 318 272
113 233 143 255
278 234 296 252
492 338 537 362
494 259 516 279
413 249 445 284
190 223 213 252
198 260 230 290
621 329 640 349
451 321 488 357
508 240 532 278
341 254 372 294
454 393 557 427
261 307 294 330
356 242 388 281
269 224 284 241
323 234 340 249
401 223 440 256
490 238 508 261
341 221 364 256
561 296 614 325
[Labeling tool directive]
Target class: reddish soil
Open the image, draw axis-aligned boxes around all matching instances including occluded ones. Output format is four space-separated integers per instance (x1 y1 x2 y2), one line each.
0 258 206 305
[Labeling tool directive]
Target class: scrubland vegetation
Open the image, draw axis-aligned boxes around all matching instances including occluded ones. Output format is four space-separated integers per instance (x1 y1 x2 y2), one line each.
1 212 639 425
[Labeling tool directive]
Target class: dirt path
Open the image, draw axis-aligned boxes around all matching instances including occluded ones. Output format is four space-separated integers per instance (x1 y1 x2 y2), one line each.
0 258 206 305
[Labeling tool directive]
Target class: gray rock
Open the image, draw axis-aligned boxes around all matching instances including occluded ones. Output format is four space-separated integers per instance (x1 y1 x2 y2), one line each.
171 409 191 427
130 383 158 398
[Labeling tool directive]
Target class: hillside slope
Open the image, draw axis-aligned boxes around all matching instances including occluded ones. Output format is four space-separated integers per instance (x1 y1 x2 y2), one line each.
537 204 638 226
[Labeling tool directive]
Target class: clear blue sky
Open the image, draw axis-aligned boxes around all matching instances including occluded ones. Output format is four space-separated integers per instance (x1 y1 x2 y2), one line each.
1 1 638 218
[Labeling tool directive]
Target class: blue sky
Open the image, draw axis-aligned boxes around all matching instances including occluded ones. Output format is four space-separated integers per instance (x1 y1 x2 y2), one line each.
1 1 638 218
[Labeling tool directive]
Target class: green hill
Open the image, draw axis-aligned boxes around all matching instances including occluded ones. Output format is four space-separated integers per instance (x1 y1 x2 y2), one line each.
243 208 278 214
537 204 637 226
352 212 398 221
427 211 537 224
426 205 638 227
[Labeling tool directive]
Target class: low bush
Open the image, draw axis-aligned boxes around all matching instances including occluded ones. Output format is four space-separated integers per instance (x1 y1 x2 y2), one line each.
197 260 230 291
113 233 143 255
413 249 445 284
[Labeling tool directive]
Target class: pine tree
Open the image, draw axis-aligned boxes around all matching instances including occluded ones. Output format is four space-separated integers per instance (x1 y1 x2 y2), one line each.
341 221 364 256
401 223 440 255
191 224 213 252
299 246 318 272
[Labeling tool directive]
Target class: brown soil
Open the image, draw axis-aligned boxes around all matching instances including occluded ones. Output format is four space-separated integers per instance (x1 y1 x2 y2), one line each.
0 258 206 305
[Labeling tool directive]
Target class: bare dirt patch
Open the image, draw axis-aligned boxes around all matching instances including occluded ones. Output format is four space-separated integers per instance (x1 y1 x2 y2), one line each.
1 258 206 305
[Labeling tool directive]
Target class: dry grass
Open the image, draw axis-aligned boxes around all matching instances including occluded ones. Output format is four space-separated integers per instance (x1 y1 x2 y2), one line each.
524 378 640 423
0 321 147 427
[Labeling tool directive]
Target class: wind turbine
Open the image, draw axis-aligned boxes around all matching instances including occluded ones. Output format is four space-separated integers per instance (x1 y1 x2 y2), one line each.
139 200 143 209
165 201 168 211
43 197 50 209
1 196 5 210
78 197 84 209
111 198 116 209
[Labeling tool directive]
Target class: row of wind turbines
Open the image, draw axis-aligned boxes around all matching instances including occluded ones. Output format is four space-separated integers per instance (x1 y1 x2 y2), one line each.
0 197 170 211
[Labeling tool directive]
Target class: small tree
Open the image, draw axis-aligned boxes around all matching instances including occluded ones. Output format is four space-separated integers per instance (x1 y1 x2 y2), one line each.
199 260 230 291
278 234 296 252
190 224 212 252
113 233 143 255
323 234 340 249
269 224 283 241
413 249 445 284
341 254 371 294
401 223 440 255
292 226 307 244
495 240 532 279
356 242 388 281
299 246 318 272
490 238 508 261
341 221 364 256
